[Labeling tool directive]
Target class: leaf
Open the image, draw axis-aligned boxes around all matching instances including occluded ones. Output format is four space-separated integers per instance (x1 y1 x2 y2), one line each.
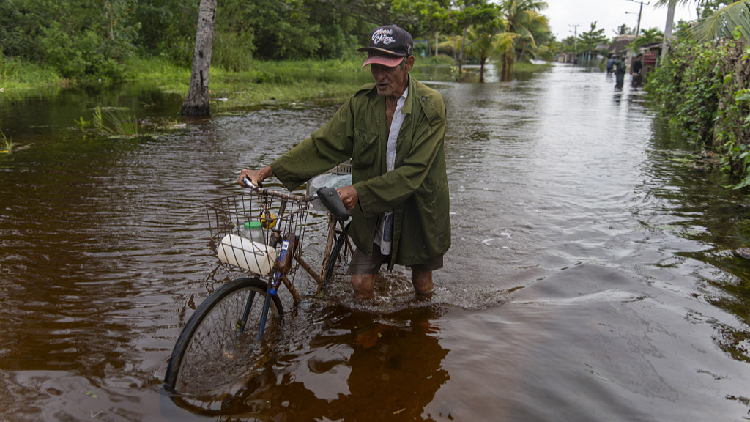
692 1 750 41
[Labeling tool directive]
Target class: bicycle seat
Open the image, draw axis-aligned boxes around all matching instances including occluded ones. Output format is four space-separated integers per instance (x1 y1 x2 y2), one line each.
316 187 349 220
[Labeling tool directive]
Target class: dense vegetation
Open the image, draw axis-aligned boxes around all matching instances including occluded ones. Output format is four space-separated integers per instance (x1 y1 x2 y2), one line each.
0 0 558 84
646 28 750 188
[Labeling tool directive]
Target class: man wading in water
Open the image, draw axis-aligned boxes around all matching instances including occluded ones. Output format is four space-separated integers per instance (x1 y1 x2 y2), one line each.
238 25 451 299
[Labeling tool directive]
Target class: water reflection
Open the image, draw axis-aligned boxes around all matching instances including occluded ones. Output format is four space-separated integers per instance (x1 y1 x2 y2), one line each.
1 65 750 421
165 305 448 421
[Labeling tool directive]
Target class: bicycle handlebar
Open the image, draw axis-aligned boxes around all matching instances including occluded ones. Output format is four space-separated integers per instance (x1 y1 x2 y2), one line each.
316 187 349 220
242 177 305 202
242 177 349 220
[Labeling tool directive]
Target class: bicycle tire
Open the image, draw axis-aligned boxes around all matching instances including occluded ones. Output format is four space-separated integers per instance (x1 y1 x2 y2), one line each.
323 229 350 288
164 277 283 402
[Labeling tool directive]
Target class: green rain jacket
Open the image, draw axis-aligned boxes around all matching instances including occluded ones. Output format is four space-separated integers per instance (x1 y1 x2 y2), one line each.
270 76 450 269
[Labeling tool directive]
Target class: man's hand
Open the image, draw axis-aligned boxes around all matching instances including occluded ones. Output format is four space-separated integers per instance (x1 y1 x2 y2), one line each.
238 166 274 187
337 185 358 210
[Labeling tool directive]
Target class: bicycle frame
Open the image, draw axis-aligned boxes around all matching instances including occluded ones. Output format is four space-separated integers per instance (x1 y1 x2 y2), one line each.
165 175 354 403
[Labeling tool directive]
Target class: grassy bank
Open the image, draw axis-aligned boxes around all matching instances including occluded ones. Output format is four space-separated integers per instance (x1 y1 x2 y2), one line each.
123 56 367 109
0 56 62 89
134 56 458 109
1 55 551 109
513 62 553 73
213 59 366 109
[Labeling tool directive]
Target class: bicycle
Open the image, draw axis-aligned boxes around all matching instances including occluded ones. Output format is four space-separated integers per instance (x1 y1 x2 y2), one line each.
163 167 352 406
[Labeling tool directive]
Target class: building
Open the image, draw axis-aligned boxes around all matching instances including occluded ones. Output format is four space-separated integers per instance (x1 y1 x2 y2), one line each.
609 34 637 69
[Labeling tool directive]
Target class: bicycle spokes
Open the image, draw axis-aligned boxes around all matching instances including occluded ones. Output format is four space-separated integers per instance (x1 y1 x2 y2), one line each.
236 289 258 336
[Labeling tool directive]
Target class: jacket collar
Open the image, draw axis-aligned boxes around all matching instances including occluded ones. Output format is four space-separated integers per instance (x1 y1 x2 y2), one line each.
401 75 414 115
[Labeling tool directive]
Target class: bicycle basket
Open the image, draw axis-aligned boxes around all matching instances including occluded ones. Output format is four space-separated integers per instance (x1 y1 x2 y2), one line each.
204 190 309 277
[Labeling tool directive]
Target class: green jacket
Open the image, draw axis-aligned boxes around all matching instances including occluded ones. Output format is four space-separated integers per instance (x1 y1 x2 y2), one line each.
271 76 451 269
616 60 627 76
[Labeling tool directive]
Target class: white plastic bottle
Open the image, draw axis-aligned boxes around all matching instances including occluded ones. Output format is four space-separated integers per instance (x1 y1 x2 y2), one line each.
216 234 277 275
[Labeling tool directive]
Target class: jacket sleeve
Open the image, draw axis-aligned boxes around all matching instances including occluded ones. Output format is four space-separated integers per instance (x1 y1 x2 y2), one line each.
354 94 446 218
270 98 355 191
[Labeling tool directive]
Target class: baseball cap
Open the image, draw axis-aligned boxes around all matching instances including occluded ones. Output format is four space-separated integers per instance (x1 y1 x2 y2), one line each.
358 25 413 68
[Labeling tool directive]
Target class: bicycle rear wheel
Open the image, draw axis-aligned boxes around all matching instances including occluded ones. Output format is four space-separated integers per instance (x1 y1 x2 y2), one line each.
164 277 283 404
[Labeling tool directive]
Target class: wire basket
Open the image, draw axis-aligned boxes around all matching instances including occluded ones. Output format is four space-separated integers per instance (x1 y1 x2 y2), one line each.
204 190 310 277
330 160 352 175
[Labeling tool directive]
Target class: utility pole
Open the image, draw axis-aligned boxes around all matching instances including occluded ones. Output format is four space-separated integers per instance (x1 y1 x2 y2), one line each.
569 24 580 62
626 0 650 37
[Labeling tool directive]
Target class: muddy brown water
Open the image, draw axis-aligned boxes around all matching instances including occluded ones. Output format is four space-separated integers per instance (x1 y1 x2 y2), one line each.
1 65 749 421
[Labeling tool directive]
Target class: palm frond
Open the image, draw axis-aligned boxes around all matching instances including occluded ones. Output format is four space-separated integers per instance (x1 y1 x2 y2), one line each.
692 1 750 41
491 32 520 57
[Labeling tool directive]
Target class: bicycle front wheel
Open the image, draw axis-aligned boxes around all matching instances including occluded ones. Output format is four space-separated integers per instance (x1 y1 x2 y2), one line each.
164 277 283 402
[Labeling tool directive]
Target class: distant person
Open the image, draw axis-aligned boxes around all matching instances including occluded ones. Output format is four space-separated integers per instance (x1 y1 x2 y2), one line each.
606 54 616 75
615 56 627 90
632 53 643 87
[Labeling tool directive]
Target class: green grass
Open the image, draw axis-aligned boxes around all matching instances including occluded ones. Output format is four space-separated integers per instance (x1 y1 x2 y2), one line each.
414 55 456 66
513 62 553 73
0 56 62 88
251 58 362 74
125 57 369 109
2 55 548 112
1 129 13 154
124 56 192 80
213 59 367 108
92 106 139 136
212 81 366 110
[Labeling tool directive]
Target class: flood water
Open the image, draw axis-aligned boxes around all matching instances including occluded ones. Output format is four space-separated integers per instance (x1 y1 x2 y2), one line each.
1 64 750 421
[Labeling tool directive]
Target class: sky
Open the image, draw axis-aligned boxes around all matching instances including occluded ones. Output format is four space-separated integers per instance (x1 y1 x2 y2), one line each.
545 1 696 40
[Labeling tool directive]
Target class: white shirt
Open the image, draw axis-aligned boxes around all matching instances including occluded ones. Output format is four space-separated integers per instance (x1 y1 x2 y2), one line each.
374 86 409 256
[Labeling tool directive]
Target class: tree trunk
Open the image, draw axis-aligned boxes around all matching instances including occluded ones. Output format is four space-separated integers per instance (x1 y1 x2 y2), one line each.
662 1 677 60
479 56 486 83
181 0 217 117
458 25 468 76
502 52 513 81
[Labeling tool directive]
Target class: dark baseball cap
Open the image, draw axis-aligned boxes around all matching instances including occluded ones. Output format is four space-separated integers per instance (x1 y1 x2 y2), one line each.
358 25 413 68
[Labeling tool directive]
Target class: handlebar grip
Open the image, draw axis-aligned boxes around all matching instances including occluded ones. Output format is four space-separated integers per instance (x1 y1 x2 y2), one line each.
317 187 349 220
242 177 262 189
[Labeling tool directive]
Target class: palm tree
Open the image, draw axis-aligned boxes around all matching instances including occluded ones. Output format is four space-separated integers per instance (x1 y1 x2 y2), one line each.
463 24 518 82
513 10 550 61
632 27 664 51
444 0 499 76
499 0 549 75
495 32 521 81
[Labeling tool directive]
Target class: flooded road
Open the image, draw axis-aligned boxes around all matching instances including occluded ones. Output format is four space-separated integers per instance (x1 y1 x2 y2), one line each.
1 65 749 421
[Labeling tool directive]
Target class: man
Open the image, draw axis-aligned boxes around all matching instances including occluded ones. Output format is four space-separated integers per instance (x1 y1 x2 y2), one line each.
606 54 616 75
632 53 643 87
238 25 450 299
615 55 627 90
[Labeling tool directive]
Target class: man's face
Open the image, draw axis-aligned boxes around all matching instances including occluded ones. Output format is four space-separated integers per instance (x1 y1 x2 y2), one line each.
370 56 414 98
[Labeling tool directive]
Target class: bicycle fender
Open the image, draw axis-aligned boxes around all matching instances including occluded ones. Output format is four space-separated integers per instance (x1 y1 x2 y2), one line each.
317 187 350 220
